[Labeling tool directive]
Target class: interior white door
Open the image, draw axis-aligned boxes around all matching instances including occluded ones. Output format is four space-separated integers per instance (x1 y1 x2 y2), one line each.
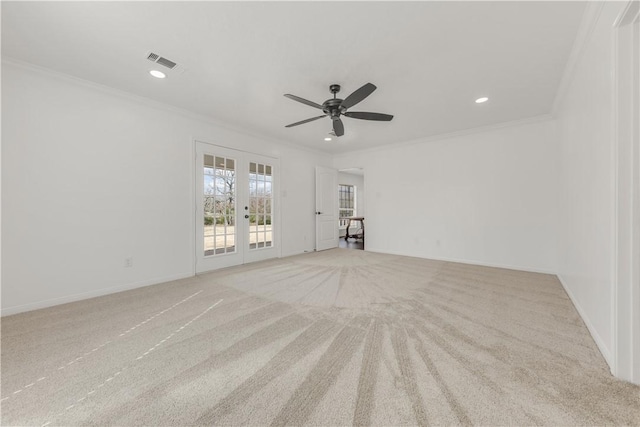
195 141 278 273
315 166 338 251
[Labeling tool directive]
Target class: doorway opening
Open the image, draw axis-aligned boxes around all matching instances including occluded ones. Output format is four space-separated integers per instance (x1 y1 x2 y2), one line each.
338 168 365 250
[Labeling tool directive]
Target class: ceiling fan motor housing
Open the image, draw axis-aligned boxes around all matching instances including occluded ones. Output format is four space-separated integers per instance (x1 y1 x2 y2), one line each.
323 98 344 117
324 84 344 117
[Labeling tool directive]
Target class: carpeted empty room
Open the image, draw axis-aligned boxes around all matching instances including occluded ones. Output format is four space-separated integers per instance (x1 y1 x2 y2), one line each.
2 250 639 426
3 1 640 426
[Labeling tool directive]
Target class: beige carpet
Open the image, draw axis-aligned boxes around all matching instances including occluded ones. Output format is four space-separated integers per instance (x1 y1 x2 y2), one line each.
1 249 639 426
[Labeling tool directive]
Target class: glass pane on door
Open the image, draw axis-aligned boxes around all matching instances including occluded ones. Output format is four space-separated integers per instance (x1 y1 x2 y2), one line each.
248 162 273 250
203 154 236 256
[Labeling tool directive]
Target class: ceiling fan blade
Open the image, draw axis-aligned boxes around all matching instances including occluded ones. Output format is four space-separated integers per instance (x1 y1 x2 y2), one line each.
332 117 345 136
284 94 323 109
341 83 377 109
285 115 326 128
344 111 394 121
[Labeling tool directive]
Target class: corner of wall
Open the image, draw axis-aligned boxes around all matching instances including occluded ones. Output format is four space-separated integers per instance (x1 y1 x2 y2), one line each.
551 2 605 116
557 274 614 371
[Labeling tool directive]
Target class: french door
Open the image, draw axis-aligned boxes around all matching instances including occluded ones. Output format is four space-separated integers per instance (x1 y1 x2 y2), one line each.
195 141 278 273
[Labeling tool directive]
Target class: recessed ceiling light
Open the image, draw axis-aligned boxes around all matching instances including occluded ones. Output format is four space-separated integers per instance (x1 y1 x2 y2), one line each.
324 137 332 141
475 97 489 103
149 70 166 79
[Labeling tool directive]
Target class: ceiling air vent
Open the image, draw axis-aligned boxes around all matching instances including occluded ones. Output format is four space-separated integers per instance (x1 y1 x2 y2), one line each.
155 56 177 70
145 52 184 74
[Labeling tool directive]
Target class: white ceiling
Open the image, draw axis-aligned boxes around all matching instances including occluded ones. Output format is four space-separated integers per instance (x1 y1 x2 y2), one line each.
2 1 586 154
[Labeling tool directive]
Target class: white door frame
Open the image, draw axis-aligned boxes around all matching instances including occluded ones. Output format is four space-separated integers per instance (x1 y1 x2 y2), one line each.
612 0 640 384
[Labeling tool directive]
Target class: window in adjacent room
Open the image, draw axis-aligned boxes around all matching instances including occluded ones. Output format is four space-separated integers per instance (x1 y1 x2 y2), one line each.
338 184 356 227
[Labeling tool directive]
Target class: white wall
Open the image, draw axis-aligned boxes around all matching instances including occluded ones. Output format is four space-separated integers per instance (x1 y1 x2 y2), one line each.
555 1 634 373
1 61 330 314
334 118 560 274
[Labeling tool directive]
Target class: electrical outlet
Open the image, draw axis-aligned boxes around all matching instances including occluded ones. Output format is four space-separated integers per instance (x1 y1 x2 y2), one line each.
124 257 133 268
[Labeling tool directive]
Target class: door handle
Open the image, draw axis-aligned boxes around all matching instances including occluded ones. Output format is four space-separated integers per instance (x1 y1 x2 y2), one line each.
245 215 249 219
316 211 322 215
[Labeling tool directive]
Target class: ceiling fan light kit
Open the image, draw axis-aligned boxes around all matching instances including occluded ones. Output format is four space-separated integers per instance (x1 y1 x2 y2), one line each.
284 83 394 137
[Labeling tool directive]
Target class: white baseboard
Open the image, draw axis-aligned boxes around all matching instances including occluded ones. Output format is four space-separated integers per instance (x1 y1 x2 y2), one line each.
280 248 316 258
0 272 194 317
364 247 558 275
557 275 614 370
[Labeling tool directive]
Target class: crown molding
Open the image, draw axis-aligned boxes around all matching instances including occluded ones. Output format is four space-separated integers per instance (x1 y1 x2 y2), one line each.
333 114 554 159
613 0 639 28
551 1 605 116
1 57 330 158
0 56 560 161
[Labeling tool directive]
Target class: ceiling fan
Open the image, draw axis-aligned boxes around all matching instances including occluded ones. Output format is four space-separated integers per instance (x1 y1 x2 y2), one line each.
284 83 393 137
